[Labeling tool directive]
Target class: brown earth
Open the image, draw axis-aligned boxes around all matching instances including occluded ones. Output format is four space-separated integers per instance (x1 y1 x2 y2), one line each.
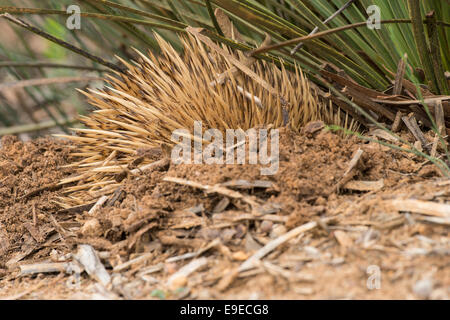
0 127 449 300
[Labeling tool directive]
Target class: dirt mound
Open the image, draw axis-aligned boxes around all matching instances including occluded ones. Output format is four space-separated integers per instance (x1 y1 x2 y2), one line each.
0 128 448 299
0 136 72 270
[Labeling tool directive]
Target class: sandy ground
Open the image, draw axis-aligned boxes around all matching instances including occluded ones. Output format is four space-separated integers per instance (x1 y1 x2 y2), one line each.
0 127 449 300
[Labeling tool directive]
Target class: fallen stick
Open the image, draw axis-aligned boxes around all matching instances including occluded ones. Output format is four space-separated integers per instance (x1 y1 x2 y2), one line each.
384 199 450 218
392 111 404 132
163 176 260 209
88 195 108 215
20 183 62 200
166 257 208 289
73 244 110 287
393 54 407 95
402 114 430 151
113 252 153 272
19 262 71 276
415 216 450 226
336 148 363 192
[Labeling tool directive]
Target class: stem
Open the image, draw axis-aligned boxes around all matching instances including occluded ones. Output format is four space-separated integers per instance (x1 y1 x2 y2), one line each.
407 0 439 93
0 118 79 136
0 6 185 32
291 0 356 55
205 0 224 37
250 19 450 56
426 10 449 95
0 61 107 71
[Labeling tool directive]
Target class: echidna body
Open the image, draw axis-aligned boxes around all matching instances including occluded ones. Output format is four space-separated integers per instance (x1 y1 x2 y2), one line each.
58 34 351 207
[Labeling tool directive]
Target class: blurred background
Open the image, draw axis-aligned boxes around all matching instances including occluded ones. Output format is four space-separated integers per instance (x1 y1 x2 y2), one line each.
0 0 196 140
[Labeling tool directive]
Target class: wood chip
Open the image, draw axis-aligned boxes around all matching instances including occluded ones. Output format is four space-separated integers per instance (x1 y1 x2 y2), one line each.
165 239 220 264
73 244 110 286
137 263 164 277
343 179 384 192
415 216 450 226
343 86 396 121
113 252 153 272
334 230 353 248
129 158 170 175
434 100 447 136
303 121 325 134
392 111 404 132
402 114 431 151
88 196 108 215
214 8 244 42
383 199 450 218
19 262 71 276
213 197 230 213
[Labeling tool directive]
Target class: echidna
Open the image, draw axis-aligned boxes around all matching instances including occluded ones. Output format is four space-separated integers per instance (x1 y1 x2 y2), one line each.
57 32 355 207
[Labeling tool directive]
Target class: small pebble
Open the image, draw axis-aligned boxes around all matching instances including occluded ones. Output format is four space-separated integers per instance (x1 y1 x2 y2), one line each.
260 220 273 233
304 246 321 258
232 251 248 261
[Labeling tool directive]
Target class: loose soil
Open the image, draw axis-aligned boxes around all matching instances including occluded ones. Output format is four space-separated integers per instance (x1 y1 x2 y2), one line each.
0 127 448 299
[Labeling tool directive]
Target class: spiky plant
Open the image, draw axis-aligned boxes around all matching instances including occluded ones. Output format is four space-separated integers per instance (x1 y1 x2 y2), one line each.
55 33 354 207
